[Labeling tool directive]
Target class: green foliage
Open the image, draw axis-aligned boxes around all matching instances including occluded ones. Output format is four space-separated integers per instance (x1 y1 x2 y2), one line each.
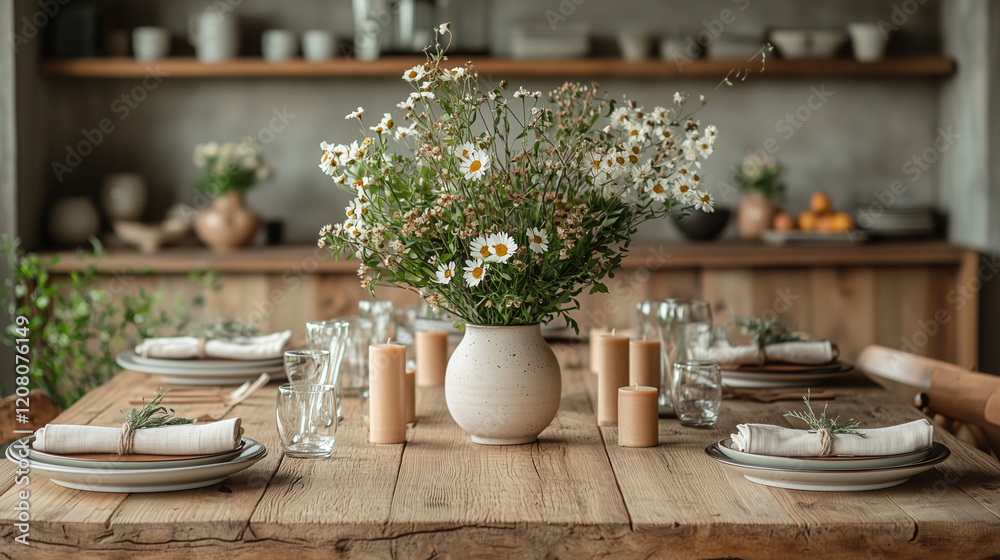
120 389 196 429
785 390 866 437
1 236 219 409
731 314 801 350
192 138 270 196
732 154 785 200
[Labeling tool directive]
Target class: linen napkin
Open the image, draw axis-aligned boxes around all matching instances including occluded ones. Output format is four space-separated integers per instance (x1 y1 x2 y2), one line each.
33 417 243 455
696 340 838 366
730 418 933 457
135 330 291 360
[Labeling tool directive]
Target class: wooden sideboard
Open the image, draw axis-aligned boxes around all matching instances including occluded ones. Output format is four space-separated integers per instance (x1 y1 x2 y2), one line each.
43 240 980 367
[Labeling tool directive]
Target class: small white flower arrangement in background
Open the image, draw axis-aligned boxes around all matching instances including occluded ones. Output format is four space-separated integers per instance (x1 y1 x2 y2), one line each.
193 138 270 196
317 25 737 329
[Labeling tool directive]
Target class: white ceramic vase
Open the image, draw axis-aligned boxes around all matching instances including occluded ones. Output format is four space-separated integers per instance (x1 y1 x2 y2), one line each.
444 324 562 445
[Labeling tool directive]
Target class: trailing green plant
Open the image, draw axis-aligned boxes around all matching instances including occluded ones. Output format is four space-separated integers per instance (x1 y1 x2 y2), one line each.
731 314 802 350
1 236 242 409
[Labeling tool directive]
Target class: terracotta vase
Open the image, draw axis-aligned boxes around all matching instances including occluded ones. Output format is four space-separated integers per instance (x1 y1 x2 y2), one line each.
738 193 776 239
444 324 562 445
194 191 260 251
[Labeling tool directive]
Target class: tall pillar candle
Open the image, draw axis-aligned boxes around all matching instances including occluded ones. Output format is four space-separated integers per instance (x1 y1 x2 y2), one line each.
618 384 659 447
597 333 630 425
629 339 661 392
404 369 416 424
589 327 609 374
369 342 406 444
416 331 448 386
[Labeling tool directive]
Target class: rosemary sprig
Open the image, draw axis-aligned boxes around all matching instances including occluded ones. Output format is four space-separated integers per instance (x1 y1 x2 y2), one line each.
120 389 196 429
784 390 867 438
732 314 802 350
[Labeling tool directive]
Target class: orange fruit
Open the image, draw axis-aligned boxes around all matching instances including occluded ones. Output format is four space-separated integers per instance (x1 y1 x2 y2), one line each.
811 192 832 215
829 212 854 232
816 214 832 232
773 212 795 231
798 211 817 231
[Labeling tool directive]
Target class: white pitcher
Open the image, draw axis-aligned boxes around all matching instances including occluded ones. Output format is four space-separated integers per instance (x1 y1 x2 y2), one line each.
188 8 239 63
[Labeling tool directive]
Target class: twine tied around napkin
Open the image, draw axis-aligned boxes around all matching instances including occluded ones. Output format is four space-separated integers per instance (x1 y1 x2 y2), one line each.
816 428 834 457
116 389 196 455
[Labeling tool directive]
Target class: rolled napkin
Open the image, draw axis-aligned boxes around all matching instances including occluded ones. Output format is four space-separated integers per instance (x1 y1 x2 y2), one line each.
696 340 838 366
135 330 291 360
731 418 933 457
34 417 243 455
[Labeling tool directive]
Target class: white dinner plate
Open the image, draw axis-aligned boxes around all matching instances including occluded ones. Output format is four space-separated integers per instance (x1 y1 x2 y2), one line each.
6 437 267 493
717 438 933 471
116 351 284 385
705 441 950 491
722 367 854 388
129 353 282 370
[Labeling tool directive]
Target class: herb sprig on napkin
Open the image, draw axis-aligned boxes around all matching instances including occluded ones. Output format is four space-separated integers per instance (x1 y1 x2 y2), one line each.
732 315 802 350
120 389 197 429
784 390 866 438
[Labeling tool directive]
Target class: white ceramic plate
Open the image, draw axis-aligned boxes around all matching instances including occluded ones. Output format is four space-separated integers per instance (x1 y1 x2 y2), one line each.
116 351 284 385
722 368 854 389
705 442 950 491
717 438 933 471
129 353 282 370
6 437 267 493
762 230 869 246
27 438 246 470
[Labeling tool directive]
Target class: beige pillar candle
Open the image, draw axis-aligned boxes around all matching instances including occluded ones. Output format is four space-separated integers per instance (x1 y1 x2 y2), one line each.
416 331 448 386
618 384 659 447
589 327 609 374
629 339 661 392
597 333 630 425
404 369 416 424
369 342 406 444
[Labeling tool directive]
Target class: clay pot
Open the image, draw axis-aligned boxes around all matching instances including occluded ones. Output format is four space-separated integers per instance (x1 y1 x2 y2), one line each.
738 193 777 240
194 191 260 251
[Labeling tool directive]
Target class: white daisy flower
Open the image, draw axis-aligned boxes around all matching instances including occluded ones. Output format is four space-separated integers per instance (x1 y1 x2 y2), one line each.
673 181 696 202
369 113 395 134
651 106 670 124
394 125 416 140
402 64 426 82
453 142 477 160
319 141 340 175
584 151 605 177
441 66 466 81
463 259 488 287
623 139 644 164
460 149 491 181
513 86 530 98
409 90 436 101
531 91 542 98
625 122 651 142
653 126 673 143
673 92 686 104
486 232 517 263
470 235 492 261
527 227 548 254
345 107 364 120
437 22 450 34
332 173 346 184
396 97 416 110
434 261 456 284
693 191 715 212
705 125 718 139
610 107 630 129
645 178 670 202
695 138 714 158
630 162 654 182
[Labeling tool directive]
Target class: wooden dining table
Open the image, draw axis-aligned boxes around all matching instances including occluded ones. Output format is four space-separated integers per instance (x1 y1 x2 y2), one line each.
2 345 1000 559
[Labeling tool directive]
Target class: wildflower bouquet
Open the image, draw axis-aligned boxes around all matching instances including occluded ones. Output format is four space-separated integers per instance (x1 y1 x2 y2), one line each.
733 154 784 200
318 26 721 330
193 138 271 195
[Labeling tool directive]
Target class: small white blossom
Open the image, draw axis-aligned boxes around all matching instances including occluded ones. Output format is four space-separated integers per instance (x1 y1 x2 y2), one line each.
486 232 517 263
527 227 548 254
434 261 456 284
402 64 426 82
463 259 488 287
345 107 364 120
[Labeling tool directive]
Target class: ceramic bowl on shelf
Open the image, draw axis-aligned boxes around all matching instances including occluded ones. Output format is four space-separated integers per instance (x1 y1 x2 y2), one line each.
671 207 731 241
769 29 848 59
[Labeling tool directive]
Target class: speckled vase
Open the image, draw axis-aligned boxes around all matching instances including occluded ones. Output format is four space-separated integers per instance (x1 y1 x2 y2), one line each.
445 324 562 445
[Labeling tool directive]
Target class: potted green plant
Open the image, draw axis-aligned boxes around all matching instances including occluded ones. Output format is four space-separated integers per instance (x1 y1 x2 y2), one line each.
192 139 270 251
318 26 725 444
733 154 785 239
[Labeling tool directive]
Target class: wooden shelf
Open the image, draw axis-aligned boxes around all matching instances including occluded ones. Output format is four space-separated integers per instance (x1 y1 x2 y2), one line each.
40 240 971 274
41 55 956 79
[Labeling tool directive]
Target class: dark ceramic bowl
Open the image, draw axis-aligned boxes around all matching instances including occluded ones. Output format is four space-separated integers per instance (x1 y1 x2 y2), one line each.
671 207 732 241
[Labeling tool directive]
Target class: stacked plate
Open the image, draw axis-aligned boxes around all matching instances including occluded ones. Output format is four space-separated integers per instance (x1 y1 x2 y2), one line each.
116 351 284 385
6 436 267 492
705 438 950 491
722 362 855 388
857 206 937 238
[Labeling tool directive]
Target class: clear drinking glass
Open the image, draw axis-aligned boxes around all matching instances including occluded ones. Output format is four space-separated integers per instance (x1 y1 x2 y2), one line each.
276 383 338 458
359 300 394 345
283 350 330 385
657 299 713 414
305 320 350 416
338 316 374 399
670 361 722 427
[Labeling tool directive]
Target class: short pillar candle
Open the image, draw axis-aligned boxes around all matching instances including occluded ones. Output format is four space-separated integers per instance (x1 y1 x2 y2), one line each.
618 384 659 447
369 342 406 444
416 331 448 386
629 339 661 392
597 333 630 425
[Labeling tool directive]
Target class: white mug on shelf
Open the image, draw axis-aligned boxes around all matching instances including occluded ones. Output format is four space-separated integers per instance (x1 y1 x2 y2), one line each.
132 27 170 61
302 30 335 61
188 9 239 63
848 22 888 62
262 29 297 62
